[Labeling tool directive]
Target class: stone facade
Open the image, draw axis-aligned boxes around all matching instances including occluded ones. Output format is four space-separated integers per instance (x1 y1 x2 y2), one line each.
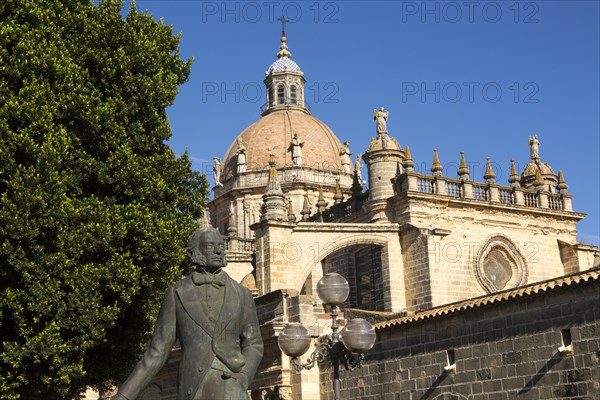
319 269 600 400
120 27 600 400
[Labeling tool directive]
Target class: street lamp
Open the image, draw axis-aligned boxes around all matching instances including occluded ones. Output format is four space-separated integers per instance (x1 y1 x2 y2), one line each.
278 273 377 400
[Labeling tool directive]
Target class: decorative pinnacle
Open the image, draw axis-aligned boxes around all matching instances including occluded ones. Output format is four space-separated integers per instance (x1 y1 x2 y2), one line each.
458 151 470 180
276 16 292 59
557 170 568 193
533 167 544 189
508 160 520 187
266 154 281 192
316 185 327 222
287 198 297 222
403 145 415 172
351 170 362 196
483 157 496 184
431 149 443 176
334 178 343 204
301 193 311 221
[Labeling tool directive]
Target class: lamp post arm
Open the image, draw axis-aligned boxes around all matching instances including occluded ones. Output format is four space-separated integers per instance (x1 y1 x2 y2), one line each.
290 342 331 372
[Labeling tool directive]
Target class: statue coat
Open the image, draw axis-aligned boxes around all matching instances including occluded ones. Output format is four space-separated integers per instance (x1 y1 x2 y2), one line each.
117 272 263 400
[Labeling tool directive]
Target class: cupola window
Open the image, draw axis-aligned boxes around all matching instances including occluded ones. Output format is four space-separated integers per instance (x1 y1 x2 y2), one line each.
290 85 297 105
277 84 285 105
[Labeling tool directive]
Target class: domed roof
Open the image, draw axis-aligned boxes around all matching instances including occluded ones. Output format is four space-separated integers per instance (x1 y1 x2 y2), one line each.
266 57 302 75
221 110 348 181
522 161 555 177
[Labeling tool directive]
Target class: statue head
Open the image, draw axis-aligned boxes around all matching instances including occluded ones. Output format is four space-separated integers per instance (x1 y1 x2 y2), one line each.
187 227 227 273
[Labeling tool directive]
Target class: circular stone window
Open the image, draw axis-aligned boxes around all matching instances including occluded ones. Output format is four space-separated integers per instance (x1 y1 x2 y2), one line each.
475 237 526 293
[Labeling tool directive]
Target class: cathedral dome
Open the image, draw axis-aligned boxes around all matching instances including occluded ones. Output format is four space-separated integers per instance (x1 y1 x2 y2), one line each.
522 161 555 177
221 109 348 182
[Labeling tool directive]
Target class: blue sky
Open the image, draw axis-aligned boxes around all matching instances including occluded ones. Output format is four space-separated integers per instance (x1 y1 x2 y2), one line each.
129 0 599 245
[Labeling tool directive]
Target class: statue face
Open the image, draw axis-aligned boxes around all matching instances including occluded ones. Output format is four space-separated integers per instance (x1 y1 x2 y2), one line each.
198 230 225 272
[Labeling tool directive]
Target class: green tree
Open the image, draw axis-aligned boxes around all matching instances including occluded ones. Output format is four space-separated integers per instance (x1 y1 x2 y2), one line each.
0 0 208 398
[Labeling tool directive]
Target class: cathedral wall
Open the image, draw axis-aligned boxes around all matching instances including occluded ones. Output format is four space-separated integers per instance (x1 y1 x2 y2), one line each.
395 197 580 310
319 277 600 400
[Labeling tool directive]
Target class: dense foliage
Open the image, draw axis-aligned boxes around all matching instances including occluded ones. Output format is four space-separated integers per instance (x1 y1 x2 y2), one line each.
0 0 207 398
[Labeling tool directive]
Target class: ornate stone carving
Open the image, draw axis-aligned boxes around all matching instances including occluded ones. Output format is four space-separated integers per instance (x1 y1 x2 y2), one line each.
236 138 248 173
213 157 223 186
289 133 304 165
340 141 352 173
373 106 389 134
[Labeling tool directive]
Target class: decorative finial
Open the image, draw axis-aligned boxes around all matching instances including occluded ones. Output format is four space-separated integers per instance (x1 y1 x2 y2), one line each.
557 170 568 193
276 16 292 59
431 149 443 177
351 170 363 197
287 198 297 223
266 155 281 192
484 157 496 184
227 203 237 235
533 167 545 189
508 160 520 187
316 186 327 222
334 178 343 204
458 151 470 181
403 145 415 172
301 193 311 221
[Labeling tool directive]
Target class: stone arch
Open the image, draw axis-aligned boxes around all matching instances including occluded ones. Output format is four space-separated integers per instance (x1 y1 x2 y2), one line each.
474 234 527 293
296 233 390 291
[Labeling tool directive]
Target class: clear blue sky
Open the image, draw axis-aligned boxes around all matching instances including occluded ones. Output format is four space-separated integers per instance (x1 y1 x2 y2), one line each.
129 0 599 246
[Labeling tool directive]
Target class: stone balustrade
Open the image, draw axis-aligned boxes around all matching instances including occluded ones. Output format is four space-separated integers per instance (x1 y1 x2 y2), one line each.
396 172 573 211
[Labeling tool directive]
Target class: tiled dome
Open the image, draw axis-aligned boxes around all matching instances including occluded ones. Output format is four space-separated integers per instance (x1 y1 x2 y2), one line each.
266 57 302 75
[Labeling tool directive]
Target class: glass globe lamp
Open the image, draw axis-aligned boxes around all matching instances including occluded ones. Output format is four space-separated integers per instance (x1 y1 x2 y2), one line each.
340 318 376 354
316 273 350 306
278 323 311 358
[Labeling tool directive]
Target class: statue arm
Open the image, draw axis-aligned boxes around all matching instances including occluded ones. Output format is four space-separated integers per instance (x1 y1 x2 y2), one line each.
237 288 264 389
116 286 178 400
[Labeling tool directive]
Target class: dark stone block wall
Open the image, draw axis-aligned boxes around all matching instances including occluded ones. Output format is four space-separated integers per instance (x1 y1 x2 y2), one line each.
320 279 600 399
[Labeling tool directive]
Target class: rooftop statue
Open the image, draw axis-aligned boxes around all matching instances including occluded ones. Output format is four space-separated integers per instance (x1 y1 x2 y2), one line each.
528 134 540 161
213 157 223 186
289 133 304 166
340 141 352 173
373 107 389 134
112 227 263 400
236 138 247 173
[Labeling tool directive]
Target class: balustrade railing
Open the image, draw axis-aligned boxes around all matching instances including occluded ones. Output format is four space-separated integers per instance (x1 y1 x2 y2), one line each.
418 177 435 194
499 189 513 205
523 192 538 207
472 184 487 201
548 194 562 210
446 182 461 197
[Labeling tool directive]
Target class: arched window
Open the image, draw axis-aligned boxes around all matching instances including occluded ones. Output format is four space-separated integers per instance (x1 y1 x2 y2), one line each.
268 85 274 106
277 84 284 105
290 85 297 105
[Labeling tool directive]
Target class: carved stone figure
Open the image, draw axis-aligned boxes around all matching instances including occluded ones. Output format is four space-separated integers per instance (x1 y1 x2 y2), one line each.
288 133 304 166
340 141 352 173
528 134 540 160
355 153 363 182
213 157 222 186
236 138 247 173
373 107 389 134
112 227 263 400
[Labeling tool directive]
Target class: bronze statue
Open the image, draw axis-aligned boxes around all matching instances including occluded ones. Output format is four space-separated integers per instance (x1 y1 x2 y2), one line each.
112 227 263 400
